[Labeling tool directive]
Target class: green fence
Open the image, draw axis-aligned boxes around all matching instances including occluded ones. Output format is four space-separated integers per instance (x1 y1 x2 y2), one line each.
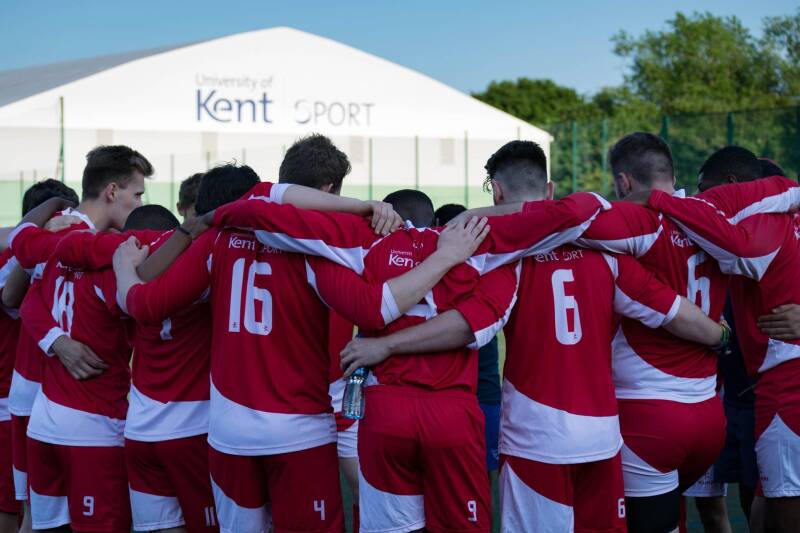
548 106 800 198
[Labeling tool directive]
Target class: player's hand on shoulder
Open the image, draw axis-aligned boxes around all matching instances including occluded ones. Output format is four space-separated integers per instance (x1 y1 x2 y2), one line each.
113 236 149 270
341 336 391 377
436 216 489 267
44 215 86 233
365 200 403 236
52 336 109 380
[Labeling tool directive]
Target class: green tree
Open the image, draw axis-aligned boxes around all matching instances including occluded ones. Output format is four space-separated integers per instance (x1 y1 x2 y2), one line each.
471 78 599 125
612 12 791 113
762 8 800 99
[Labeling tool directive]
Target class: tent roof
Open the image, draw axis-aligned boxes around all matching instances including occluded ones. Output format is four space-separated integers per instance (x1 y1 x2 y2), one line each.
0 44 193 108
0 27 549 140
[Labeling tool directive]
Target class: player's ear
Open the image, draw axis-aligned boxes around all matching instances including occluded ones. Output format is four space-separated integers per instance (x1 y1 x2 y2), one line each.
492 180 504 205
104 182 118 203
545 181 555 201
725 174 738 184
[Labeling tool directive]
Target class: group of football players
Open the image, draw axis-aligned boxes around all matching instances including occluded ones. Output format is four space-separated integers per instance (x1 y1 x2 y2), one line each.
0 130 797 533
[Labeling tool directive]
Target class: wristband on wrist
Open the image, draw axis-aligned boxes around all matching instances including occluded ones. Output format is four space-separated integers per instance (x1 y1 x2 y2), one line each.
712 323 731 352
176 225 191 237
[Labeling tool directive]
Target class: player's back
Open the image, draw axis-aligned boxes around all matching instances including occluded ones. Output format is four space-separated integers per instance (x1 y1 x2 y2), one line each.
582 201 726 402
360 226 509 393
26 261 131 446
502 245 619 462
207 228 335 454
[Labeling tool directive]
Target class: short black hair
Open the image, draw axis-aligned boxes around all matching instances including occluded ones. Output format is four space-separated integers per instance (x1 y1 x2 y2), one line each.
759 157 787 178
699 146 761 186
81 145 153 200
484 140 548 198
383 189 435 227
608 132 674 186
123 204 179 231
434 203 466 226
21 179 79 216
178 173 203 211
279 134 351 192
195 163 260 215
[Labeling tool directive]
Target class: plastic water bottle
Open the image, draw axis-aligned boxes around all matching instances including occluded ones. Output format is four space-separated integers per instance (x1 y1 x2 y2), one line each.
342 367 368 420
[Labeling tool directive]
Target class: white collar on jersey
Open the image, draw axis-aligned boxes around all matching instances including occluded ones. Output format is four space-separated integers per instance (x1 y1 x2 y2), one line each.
61 207 96 230
672 189 687 198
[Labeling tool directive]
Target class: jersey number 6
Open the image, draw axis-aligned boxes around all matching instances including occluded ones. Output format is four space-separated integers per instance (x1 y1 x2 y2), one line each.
552 269 582 345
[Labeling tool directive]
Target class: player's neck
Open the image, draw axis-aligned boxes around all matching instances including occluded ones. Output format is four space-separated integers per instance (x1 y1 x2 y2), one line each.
75 200 112 232
503 192 545 204
633 181 675 196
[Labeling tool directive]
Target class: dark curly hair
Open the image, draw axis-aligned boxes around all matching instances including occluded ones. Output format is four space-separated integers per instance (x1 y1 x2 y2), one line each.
279 134 351 193
483 140 548 196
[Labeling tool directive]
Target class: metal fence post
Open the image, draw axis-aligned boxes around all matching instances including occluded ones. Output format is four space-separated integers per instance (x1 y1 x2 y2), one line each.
170 154 175 211
59 96 65 182
19 171 23 215
727 112 735 145
368 138 373 200
414 135 419 190
464 131 469 207
571 121 578 194
601 118 609 197
660 115 670 143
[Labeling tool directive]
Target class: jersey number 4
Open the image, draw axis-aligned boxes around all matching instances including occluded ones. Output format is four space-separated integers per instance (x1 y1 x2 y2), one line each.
228 258 273 336
552 269 582 345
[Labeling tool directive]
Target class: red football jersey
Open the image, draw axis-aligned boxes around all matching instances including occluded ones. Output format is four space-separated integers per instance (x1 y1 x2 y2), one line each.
648 175 800 375
210 188 609 392
574 195 727 403
7 209 94 417
53 229 212 441
0 249 21 408
501 243 681 464
21 259 131 447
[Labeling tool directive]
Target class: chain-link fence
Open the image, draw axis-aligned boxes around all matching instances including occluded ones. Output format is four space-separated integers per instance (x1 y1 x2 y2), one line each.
2 106 798 226
548 106 800 198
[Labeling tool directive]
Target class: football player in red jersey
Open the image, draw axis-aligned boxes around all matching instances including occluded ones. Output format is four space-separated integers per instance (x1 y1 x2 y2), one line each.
0 181 79 533
448 134 733 532
639 147 800 533
20 205 183 533
3 148 149 533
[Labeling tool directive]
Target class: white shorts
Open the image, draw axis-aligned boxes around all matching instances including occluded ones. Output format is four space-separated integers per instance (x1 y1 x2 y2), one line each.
620 443 679 498
683 466 727 498
337 421 359 459
756 414 800 498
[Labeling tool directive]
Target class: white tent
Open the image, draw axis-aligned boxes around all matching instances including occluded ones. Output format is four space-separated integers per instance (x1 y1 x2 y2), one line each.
0 27 550 218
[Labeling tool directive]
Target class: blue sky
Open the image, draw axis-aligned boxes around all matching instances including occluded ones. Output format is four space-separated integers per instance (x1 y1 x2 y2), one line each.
0 0 795 95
